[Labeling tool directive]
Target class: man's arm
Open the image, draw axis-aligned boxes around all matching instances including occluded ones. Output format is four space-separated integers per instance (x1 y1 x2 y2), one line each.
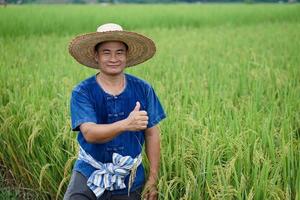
144 125 161 200
80 121 128 143
80 102 148 143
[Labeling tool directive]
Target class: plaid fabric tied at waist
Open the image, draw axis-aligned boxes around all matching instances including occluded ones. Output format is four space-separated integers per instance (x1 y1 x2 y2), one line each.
78 146 142 198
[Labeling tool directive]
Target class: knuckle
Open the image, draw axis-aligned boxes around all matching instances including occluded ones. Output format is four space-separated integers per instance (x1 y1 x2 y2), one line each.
140 111 146 115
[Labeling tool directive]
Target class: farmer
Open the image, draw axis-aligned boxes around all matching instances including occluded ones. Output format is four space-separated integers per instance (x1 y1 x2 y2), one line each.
64 23 166 200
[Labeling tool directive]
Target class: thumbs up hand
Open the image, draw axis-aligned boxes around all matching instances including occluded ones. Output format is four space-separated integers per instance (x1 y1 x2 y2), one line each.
123 101 148 131
134 101 141 111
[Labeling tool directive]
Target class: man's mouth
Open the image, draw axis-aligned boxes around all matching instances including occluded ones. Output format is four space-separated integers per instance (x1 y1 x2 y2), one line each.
107 65 120 67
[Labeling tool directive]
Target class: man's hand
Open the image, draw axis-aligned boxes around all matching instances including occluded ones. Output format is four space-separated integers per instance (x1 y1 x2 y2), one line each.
143 179 158 200
123 101 148 131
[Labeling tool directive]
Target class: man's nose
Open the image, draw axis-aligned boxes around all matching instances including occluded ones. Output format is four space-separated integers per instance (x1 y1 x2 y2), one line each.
109 54 118 62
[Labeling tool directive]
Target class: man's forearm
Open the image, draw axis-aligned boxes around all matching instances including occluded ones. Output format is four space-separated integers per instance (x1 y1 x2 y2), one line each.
80 120 127 143
145 125 161 183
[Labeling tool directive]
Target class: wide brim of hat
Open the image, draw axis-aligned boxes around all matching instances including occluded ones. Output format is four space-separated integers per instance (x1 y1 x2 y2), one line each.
69 31 156 69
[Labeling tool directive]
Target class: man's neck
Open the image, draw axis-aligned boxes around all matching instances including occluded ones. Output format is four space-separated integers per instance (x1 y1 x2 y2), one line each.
97 72 125 95
98 72 124 85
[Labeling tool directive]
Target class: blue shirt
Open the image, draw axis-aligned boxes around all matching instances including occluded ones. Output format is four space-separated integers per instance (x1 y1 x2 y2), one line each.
70 73 166 195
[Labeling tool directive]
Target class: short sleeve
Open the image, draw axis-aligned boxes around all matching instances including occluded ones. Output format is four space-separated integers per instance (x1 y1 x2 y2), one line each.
146 86 166 128
70 89 97 131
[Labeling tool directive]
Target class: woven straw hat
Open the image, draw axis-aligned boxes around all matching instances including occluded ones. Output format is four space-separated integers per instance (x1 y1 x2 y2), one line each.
69 23 156 69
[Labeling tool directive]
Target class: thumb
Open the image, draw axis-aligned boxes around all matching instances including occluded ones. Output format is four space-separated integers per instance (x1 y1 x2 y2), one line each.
134 101 140 111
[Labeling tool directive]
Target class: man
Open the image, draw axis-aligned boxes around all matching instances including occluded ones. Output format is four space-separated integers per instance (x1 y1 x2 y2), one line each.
64 23 166 200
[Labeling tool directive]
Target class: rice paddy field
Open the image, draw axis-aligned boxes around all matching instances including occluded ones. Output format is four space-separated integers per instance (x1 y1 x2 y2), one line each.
0 3 300 200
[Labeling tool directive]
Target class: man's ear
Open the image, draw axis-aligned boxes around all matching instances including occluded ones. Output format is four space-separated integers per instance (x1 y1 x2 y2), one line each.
94 51 98 63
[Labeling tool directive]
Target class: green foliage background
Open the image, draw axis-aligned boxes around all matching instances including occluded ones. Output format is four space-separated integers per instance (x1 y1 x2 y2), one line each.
0 4 299 200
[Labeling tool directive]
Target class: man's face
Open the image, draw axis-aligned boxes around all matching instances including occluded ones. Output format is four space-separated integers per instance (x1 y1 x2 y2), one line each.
95 41 127 76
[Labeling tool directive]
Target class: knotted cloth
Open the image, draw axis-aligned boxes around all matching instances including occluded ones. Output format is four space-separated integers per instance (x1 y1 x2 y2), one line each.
78 146 142 198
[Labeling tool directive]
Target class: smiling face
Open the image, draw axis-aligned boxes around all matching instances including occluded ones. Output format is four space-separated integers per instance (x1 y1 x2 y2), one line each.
94 41 128 76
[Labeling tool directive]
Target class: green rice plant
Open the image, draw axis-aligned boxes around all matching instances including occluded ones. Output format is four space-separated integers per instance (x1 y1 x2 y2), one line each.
0 4 299 200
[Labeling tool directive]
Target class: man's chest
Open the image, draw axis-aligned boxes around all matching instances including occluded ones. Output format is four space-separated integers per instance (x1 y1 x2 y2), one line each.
93 92 147 124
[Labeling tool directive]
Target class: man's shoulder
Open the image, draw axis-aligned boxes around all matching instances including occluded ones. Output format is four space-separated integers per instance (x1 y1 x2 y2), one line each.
125 73 152 89
72 74 96 93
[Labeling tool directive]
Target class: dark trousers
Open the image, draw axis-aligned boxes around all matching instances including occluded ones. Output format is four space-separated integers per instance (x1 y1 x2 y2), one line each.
63 171 142 200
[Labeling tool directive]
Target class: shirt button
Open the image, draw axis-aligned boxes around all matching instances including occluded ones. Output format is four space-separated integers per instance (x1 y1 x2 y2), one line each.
114 96 118 99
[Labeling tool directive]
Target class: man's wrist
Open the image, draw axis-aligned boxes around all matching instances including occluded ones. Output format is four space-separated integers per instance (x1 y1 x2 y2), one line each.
148 172 159 183
116 119 128 132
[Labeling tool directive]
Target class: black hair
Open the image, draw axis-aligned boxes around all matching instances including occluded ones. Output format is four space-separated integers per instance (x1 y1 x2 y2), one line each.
94 41 129 53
